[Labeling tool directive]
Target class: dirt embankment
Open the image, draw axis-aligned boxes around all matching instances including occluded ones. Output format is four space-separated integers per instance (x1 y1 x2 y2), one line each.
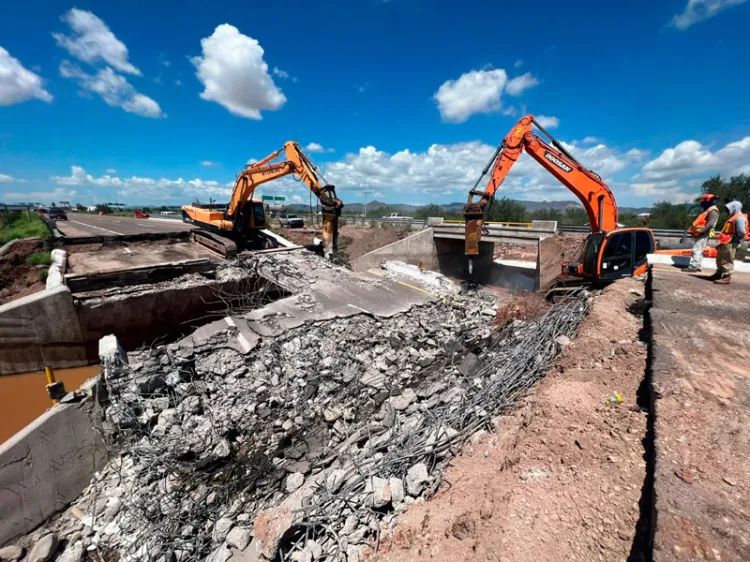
367 278 650 562
0 238 48 305
279 225 411 261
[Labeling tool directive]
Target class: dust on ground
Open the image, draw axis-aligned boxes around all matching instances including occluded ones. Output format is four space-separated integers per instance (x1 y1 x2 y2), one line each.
367 278 650 562
0 238 47 305
279 225 411 262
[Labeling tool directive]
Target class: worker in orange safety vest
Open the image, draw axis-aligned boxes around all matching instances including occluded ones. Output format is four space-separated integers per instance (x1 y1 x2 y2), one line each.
685 193 719 272
712 200 748 284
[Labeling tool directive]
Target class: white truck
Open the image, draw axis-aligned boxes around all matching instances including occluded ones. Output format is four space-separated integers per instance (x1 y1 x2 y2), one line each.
385 212 411 221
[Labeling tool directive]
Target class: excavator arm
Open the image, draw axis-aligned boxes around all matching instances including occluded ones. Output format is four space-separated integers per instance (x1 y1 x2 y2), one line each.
464 115 619 255
225 141 344 257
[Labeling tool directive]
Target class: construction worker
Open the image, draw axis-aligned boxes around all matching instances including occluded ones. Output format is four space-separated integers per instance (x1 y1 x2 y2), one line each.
712 200 748 284
685 193 719 272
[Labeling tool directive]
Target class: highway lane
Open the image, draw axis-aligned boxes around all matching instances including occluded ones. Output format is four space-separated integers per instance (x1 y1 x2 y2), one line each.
55 212 196 237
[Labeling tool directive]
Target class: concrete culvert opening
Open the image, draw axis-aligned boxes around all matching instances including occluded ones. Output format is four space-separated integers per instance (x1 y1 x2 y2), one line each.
74 268 291 352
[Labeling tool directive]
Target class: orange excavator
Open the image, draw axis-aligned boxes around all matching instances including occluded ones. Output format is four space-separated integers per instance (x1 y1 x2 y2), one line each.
465 115 657 289
182 142 343 258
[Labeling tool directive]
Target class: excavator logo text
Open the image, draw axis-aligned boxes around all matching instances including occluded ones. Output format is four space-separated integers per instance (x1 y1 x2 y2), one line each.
544 151 572 173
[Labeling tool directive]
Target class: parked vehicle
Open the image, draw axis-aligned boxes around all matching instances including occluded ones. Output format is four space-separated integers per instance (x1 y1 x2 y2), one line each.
386 212 411 220
48 208 68 220
133 209 150 218
278 213 305 228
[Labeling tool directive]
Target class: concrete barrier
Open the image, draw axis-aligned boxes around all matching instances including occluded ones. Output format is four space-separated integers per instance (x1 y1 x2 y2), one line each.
0 285 88 375
351 228 437 272
0 398 107 544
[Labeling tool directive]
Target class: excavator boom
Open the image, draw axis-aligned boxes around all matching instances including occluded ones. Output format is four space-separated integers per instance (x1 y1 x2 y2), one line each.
464 115 618 254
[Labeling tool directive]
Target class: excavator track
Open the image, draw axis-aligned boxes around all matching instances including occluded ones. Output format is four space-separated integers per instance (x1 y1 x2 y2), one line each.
190 230 238 258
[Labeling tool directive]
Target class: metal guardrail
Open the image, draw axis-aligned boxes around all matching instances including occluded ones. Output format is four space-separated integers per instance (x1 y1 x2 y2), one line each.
560 225 688 238
442 220 533 227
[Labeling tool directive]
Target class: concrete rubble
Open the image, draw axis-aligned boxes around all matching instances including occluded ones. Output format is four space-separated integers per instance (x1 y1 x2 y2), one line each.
5 251 589 562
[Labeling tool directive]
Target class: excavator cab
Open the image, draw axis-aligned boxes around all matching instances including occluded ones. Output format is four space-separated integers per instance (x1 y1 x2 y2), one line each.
566 228 654 283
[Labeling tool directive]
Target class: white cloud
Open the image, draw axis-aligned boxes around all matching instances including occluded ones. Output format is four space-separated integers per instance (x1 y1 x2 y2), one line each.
175 79 183 86
642 137 750 181
291 195 303 204
582 136 599 144
514 60 523 69
200 160 218 167
0 47 53 106
305 142 335 154
191 24 286 120
0 173 17 183
52 9 140 75
671 0 748 29
2 188 78 204
272 67 289 79
505 72 539 96
434 69 507 123
535 115 559 129
50 165 232 201
625 148 649 162
162 60 171 68
59 61 164 118
105 168 117 174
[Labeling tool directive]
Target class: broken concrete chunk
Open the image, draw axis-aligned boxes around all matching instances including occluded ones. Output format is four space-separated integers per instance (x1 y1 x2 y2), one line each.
370 476 391 508
57 544 83 562
28 534 58 562
226 526 252 551
323 406 343 422
286 472 305 493
406 463 430 496
555 335 571 348
213 517 234 542
361 367 386 389
389 477 405 504
0 546 25 561
458 352 479 376
389 388 416 411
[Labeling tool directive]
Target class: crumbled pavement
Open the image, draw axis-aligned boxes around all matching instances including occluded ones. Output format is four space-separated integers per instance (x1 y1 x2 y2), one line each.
7 251 589 562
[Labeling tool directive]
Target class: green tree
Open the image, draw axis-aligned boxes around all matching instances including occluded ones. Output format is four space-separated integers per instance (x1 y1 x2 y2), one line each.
701 174 750 206
562 207 588 226
75 203 86 211
414 203 445 219
646 201 693 229
95 204 113 214
486 198 528 222
529 208 564 223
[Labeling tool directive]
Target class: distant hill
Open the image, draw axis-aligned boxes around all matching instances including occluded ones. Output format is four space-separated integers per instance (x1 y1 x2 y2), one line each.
285 199 656 216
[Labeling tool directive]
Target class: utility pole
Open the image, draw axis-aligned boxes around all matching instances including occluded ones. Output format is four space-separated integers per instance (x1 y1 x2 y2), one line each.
361 190 372 220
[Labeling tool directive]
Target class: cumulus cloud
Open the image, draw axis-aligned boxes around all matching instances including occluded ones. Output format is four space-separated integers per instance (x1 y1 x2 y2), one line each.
0 47 53 106
200 160 218 167
59 61 164 118
434 69 507 123
305 142 335 154
505 72 540 96
641 137 750 180
272 67 289 79
535 115 559 129
325 137 633 201
191 24 286 119
582 136 599 144
671 0 748 29
51 165 232 201
0 173 17 183
105 168 117 174
53 9 141 75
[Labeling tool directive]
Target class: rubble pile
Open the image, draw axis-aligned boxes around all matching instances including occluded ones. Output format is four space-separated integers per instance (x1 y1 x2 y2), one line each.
24 279 588 562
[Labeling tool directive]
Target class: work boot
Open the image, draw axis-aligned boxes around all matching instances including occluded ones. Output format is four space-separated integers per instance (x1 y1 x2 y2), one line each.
714 275 731 285
707 270 722 280
684 266 702 272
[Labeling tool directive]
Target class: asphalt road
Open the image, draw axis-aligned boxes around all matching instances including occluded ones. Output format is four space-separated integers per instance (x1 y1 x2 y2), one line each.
55 213 196 237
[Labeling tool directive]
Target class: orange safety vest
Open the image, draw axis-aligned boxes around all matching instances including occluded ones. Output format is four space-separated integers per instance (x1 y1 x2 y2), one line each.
717 213 750 244
688 205 718 237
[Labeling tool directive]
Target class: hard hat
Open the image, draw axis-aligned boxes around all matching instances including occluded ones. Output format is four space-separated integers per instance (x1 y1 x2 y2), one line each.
699 193 717 203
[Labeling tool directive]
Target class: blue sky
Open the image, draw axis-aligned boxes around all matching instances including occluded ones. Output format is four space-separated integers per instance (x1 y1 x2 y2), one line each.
1 0 750 208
